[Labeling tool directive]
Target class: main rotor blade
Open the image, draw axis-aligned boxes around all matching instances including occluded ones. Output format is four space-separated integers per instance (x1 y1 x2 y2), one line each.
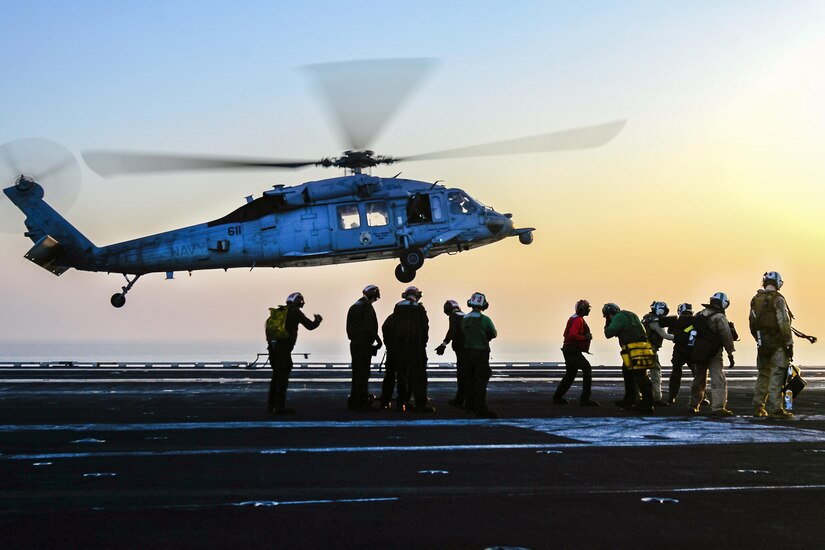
397 119 627 162
302 58 437 151
82 151 319 178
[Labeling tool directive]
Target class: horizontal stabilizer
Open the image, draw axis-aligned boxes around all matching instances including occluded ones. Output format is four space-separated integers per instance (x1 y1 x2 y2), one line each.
24 235 69 276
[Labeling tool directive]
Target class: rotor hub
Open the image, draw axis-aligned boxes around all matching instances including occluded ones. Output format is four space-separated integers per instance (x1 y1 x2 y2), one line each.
14 174 35 192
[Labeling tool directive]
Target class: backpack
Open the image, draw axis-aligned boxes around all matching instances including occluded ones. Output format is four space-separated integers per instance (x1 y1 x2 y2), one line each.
265 306 290 341
689 312 723 362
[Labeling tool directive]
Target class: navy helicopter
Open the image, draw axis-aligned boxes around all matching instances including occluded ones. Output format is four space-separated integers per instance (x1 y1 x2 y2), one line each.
2 60 625 308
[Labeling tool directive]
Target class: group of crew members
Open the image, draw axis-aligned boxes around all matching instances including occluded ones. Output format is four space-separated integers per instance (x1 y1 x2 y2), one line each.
554 270 804 419
265 270 805 420
266 285 498 418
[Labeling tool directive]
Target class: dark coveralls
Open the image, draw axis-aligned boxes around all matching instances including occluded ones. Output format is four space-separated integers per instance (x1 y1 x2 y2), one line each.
393 299 429 408
668 313 696 402
554 314 593 402
443 311 468 406
268 306 321 410
379 312 407 408
346 296 381 409
604 310 654 409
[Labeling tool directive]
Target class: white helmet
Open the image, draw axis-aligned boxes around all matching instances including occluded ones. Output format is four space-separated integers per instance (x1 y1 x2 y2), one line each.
402 286 422 300
677 303 693 315
286 292 305 307
650 301 669 316
467 292 489 310
710 292 730 310
762 271 783 289
362 284 380 301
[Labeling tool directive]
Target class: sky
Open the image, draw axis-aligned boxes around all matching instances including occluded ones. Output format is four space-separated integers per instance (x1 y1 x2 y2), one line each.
2 1 825 365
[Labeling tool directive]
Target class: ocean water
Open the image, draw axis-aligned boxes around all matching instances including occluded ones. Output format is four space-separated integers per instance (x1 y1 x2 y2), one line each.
0 339 570 364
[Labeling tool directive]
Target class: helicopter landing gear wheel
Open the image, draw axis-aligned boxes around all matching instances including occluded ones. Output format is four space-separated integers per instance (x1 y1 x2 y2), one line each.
395 263 416 283
110 274 142 308
399 247 425 271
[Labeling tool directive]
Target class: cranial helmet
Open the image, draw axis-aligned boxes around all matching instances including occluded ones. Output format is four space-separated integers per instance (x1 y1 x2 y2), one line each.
762 271 783 289
650 301 669 317
575 299 591 316
443 299 460 315
467 292 489 310
362 284 380 301
286 292 305 307
602 303 620 317
710 292 730 310
677 303 693 315
403 286 422 300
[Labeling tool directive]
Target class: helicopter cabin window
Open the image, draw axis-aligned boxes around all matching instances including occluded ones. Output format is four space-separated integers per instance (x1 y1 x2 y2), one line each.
448 190 478 215
366 201 389 227
407 193 433 225
431 196 444 221
337 204 361 229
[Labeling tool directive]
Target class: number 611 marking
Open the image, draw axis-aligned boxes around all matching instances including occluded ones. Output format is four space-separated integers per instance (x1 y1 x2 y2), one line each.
227 226 242 236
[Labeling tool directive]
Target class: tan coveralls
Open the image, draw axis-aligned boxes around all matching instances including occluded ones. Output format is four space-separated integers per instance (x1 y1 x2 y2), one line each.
689 308 735 411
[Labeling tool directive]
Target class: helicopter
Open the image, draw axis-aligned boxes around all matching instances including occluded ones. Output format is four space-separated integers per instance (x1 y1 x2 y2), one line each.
2 59 625 308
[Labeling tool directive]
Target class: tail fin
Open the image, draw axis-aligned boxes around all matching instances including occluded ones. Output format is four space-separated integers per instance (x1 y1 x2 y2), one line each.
3 178 97 275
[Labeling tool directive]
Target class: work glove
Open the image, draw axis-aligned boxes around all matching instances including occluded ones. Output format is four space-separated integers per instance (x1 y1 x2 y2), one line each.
727 353 735 368
786 345 794 361
313 314 323 323
435 343 446 356
585 333 593 341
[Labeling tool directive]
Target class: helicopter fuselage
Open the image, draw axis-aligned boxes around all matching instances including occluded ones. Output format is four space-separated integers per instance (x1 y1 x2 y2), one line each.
99 175 522 272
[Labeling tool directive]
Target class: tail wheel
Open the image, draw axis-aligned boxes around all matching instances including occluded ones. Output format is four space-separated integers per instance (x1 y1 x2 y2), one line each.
395 264 416 283
399 247 424 271
110 293 126 308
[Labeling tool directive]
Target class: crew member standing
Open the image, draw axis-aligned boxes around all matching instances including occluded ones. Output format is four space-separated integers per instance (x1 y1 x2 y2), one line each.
749 271 795 419
346 285 382 411
462 292 498 418
436 300 468 408
603 303 655 413
393 286 433 412
379 310 404 410
667 303 696 404
688 292 735 416
267 292 322 414
642 301 675 407
553 299 599 406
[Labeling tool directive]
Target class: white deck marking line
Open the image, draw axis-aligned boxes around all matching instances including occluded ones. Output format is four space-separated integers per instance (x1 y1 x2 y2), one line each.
0 373 792 390
587 484 825 494
2 417 823 451
3 444 577 460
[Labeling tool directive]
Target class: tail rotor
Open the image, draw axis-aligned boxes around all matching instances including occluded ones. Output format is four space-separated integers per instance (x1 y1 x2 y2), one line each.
0 138 82 233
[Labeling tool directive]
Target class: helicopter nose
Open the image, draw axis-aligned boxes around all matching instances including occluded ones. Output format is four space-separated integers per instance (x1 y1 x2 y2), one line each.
485 212 513 235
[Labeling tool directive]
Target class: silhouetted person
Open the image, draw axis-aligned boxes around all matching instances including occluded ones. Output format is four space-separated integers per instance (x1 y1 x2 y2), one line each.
393 286 433 412
379 310 405 410
266 292 322 414
346 285 382 411
436 299 468 408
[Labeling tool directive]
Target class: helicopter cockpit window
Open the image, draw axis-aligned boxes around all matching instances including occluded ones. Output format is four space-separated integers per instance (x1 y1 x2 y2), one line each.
407 193 432 225
366 201 389 227
337 204 361 230
448 190 479 215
